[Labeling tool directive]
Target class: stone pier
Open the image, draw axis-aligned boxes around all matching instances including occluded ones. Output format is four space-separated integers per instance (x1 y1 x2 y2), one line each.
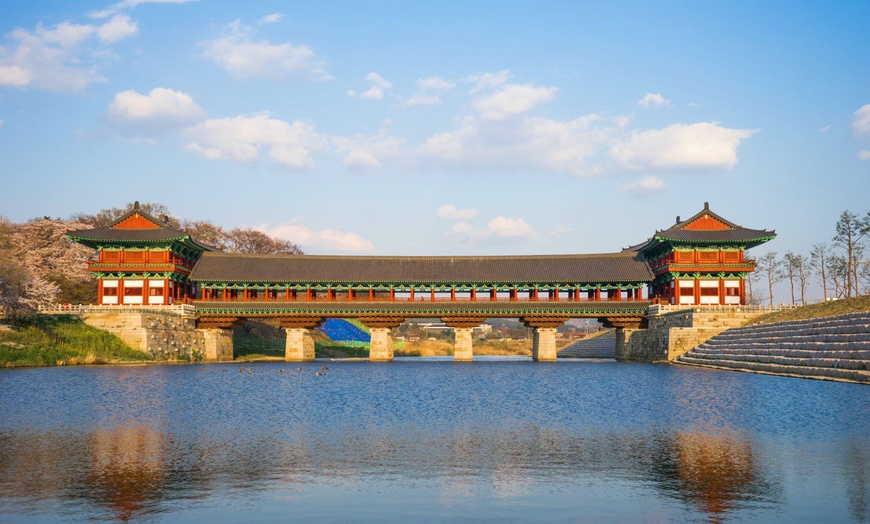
200 328 234 361
285 328 315 361
531 327 557 361
523 316 567 362
369 328 394 361
359 316 404 362
453 327 474 361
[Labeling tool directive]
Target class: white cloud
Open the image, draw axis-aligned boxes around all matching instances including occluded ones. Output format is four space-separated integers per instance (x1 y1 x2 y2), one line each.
472 84 558 120
620 175 666 193
465 70 512 93
348 72 392 100
853 104 870 135
858 150 870 161
200 21 329 80
332 132 406 168
637 92 669 108
90 0 195 19
108 87 205 131
437 205 479 220
259 221 374 253
259 13 284 24
404 76 455 106
486 216 536 239
548 226 571 237
184 113 326 169
444 215 539 242
418 77 454 91
0 16 138 91
820 124 832 133
0 119 4 127
687 102 701 107
96 14 138 43
609 122 758 170
419 113 611 176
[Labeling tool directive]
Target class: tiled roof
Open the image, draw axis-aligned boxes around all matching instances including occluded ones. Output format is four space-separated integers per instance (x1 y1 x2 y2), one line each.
66 203 217 251
190 252 655 284
630 203 775 251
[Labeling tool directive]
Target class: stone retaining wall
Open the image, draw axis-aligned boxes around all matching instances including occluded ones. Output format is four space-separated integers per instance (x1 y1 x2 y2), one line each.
677 312 870 383
82 311 205 360
616 309 765 362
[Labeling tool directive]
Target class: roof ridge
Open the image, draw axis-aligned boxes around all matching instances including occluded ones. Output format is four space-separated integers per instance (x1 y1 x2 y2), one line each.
200 252 640 260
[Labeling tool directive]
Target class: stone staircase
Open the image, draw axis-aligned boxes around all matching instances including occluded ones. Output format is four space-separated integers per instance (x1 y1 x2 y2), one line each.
558 330 616 358
677 312 870 383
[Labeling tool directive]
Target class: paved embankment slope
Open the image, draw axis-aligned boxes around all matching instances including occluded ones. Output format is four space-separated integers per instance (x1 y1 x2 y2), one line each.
676 312 870 383
558 330 616 358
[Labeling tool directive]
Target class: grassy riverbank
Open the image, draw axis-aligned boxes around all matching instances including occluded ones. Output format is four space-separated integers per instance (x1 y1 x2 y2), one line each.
0 315 152 367
748 295 870 325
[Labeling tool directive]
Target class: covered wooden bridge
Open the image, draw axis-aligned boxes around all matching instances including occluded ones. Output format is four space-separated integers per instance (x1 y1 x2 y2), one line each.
189 252 655 361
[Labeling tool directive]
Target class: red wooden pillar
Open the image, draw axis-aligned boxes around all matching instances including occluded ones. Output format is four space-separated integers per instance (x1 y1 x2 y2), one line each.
616 286 622 301
470 289 476 301
286 289 291 301
694 279 701 305
143 280 150 305
574 288 580 301
533 288 538 302
97 280 104 305
595 288 601 302
410 288 415 301
327 289 333 301
431 287 435 301
554 287 559 302
307 288 312 301
511 288 517 301
674 282 680 304
740 278 746 305
118 279 125 305
370 288 375 301
451 287 456 302
491 289 497 301
349 288 354 301
719 280 726 305
221 286 226 302
244 288 249 302
390 288 395 301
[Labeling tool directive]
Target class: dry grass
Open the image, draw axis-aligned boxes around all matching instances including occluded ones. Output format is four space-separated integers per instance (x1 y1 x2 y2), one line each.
395 337 574 357
748 295 870 325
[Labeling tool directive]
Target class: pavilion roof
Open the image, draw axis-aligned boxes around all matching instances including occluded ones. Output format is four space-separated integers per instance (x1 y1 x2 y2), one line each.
629 203 775 252
189 251 655 285
66 203 217 251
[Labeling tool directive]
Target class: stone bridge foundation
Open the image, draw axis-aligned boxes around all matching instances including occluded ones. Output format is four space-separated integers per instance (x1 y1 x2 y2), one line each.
369 328 394 361
285 328 315 361
200 328 234 361
453 327 474 361
531 327 557 361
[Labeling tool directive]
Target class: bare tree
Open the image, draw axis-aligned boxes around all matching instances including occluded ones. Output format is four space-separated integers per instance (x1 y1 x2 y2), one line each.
784 252 809 305
828 255 849 298
832 210 870 297
180 220 227 250
70 202 179 228
755 252 784 306
223 228 304 255
810 243 831 302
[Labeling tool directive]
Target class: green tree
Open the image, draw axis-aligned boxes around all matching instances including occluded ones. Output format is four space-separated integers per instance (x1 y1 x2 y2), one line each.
832 210 870 297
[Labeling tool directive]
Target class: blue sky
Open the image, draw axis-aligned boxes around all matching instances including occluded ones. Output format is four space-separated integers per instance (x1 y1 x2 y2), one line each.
1 0 868 297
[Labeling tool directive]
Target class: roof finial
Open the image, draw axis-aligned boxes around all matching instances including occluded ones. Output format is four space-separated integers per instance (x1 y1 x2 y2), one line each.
676 216 681 224
704 201 709 210
133 200 140 210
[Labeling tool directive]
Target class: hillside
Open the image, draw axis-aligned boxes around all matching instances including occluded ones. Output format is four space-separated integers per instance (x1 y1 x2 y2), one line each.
748 295 870 325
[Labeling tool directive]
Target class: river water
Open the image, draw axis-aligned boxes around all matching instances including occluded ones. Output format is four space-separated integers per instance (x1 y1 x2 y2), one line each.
0 358 868 523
